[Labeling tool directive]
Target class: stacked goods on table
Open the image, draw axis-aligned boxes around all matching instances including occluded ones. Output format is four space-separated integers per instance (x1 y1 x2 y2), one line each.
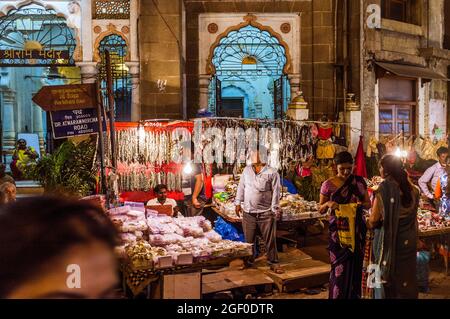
279 194 321 221
108 206 252 269
213 178 241 221
418 208 450 232
214 191 320 222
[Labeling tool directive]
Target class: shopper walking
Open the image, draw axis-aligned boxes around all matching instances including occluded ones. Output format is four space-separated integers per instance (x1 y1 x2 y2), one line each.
367 155 419 299
319 151 371 299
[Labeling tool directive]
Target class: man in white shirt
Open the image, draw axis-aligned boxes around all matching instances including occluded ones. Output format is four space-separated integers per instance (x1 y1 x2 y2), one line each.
146 184 180 217
235 151 283 273
419 147 448 201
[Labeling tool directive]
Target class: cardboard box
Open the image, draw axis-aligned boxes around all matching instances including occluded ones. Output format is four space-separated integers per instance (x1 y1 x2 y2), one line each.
176 253 193 265
156 255 173 268
163 272 201 299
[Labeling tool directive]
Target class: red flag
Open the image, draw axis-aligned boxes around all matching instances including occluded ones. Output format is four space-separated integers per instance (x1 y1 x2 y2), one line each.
354 136 367 178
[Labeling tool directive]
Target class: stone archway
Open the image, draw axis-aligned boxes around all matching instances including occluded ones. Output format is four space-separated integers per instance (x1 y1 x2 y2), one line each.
207 18 291 119
206 14 293 76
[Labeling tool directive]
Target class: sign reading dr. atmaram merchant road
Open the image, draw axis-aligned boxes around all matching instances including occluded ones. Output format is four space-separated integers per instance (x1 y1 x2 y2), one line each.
50 108 106 139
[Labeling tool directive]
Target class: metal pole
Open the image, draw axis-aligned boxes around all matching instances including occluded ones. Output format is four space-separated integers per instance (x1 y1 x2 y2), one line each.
105 50 117 169
95 80 108 204
402 120 405 150
0 94 3 164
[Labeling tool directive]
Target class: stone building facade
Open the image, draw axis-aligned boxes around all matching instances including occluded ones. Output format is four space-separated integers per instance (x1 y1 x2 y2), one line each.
347 0 450 150
0 0 140 158
140 0 340 120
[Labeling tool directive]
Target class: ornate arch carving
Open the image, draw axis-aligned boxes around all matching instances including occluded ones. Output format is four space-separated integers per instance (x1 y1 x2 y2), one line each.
93 23 130 62
206 14 293 75
0 0 67 18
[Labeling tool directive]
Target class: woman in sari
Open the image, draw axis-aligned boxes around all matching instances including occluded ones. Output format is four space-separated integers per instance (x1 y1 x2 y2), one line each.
367 155 419 299
319 151 371 299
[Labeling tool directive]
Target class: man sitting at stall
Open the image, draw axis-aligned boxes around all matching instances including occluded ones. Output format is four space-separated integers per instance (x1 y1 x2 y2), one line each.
419 146 448 206
147 184 180 217
10 139 39 180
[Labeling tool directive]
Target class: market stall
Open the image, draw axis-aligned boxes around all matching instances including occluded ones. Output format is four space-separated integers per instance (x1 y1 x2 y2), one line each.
211 174 324 248
107 205 253 297
104 121 194 204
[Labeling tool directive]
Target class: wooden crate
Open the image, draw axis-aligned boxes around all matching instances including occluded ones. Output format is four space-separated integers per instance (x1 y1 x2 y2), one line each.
202 269 274 296
256 249 330 293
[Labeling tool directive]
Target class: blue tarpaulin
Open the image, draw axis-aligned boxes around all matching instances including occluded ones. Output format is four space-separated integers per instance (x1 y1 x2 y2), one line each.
282 178 298 194
214 217 245 242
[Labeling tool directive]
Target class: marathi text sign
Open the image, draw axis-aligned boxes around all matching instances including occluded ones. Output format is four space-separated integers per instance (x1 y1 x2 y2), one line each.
32 84 97 111
0 49 70 60
50 109 106 139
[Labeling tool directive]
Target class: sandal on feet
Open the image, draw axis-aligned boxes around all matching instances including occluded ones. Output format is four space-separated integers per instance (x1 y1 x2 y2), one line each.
270 264 285 274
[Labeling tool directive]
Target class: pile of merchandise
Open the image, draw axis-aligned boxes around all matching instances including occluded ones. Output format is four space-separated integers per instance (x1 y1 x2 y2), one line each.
213 181 320 222
365 176 383 191
279 194 321 221
109 206 252 269
417 208 450 232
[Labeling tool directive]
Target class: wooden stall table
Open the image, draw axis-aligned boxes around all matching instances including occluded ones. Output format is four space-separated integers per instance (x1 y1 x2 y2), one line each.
419 226 450 275
120 252 252 298
210 204 325 249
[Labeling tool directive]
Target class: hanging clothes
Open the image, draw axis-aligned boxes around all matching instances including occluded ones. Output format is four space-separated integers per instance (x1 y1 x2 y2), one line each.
421 138 435 161
376 142 386 158
367 136 378 158
354 136 367 178
310 123 319 138
317 140 336 159
318 125 333 140
203 163 213 200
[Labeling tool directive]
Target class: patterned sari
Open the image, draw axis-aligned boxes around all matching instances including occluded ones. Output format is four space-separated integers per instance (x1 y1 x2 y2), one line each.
322 175 368 299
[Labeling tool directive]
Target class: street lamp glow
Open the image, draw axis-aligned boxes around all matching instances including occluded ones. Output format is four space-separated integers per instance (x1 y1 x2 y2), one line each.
183 162 193 175
138 125 145 142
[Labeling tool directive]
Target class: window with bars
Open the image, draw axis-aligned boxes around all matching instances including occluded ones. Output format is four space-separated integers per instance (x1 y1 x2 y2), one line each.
93 0 130 20
379 105 415 137
379 77 417 137
381 0 421 25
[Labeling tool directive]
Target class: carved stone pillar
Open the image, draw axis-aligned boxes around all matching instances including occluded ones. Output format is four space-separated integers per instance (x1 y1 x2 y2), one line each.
2 89 16 163
76 62 98 84
199 75 211 112
32 98 45 154
126 61 140 121
288 74 301 100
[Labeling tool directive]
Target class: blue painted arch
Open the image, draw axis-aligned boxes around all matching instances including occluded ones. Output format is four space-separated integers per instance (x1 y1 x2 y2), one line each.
209 25 290 119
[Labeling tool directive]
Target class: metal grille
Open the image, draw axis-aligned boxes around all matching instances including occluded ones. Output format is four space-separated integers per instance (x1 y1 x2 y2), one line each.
98 34 131 122
0 5 76 66
212 25 287 78
93 0 130 20
274 76 284 119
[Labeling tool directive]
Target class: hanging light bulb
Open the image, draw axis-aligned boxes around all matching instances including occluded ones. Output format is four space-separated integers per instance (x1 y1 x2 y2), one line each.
183 161 193 175
394 147 402 158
